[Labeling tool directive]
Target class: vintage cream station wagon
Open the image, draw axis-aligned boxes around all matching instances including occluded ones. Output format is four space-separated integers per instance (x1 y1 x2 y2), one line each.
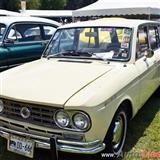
0 19 160 159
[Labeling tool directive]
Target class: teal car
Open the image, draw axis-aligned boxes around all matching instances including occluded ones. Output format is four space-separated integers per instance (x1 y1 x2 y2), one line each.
0 16 60 71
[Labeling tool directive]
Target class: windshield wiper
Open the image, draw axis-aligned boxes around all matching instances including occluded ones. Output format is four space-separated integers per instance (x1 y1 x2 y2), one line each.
47 50 79 59
47 50 107 61
77 50 108 61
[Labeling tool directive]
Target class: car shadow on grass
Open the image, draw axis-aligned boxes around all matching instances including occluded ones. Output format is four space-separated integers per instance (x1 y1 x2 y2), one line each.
123 93 160 153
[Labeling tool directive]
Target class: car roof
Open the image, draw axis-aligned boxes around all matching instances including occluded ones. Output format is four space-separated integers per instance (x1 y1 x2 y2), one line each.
59 19 159 29
0 16 61 27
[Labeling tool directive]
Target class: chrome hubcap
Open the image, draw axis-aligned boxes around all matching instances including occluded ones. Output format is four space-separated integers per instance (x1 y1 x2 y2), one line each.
112 115 124 149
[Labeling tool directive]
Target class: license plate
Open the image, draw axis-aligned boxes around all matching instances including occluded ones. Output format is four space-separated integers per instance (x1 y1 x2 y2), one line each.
7 135 34 158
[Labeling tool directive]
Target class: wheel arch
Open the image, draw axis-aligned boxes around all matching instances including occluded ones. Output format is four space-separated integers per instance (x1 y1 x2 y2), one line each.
103 98 133 155
117 98 133 120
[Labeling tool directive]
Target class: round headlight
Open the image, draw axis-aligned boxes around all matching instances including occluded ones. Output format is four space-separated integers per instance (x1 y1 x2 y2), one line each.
55 111 70 128
0 100 4 113
73 113 90 130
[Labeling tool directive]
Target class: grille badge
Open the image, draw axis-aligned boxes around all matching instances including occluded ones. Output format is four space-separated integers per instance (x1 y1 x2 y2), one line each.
20 107 31 119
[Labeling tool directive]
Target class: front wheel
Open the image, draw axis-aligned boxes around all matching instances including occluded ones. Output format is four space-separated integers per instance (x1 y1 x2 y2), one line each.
103 107 128 158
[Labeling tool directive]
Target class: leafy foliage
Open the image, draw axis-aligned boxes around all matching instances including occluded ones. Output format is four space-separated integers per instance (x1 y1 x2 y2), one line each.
39 0 66 10
0 0 97 11
0 0 20 11
27 0 41 9
0 0 40 10
65 0 97 9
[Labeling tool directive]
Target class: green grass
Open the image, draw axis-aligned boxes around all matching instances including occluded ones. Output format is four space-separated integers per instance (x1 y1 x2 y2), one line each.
0 94 160 160
123 94 160 160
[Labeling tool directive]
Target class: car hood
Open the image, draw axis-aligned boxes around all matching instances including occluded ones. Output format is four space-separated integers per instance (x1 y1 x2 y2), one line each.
0 58 113 107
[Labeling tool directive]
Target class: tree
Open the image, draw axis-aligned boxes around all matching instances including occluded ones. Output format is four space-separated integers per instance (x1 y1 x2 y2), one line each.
27 0 40 9
1 0 20 11
39 0 66 10
65 0 97 10
0 0 97 11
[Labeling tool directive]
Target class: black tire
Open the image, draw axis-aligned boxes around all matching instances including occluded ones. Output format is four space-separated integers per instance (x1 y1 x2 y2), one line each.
0 137 6 156
103 107 128 158
155 86 160 96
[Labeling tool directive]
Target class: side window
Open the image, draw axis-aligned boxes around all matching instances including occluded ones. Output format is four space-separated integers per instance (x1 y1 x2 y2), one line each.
157 26 160 47
136 26 148 59
148 26 158 50
7 23 42 43
7 26 22 40
43 25 56 40
158 26 160 37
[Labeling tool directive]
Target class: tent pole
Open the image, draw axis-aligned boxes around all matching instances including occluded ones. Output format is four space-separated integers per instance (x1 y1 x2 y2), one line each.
148 7 151 20
148 14 150 20
72 16 75 22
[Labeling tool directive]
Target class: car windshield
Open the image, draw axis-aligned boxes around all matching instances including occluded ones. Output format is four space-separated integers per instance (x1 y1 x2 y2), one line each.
0 23 6 42
46 27 132 61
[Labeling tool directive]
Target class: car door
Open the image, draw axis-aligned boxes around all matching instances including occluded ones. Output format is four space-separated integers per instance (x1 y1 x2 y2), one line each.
148 25 160 86
0 23 8 71
0 46 8 71
3 23 46 67
135 24 158 108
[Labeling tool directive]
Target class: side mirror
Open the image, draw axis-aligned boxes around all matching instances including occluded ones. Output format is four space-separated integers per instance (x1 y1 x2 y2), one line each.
144 48 154 58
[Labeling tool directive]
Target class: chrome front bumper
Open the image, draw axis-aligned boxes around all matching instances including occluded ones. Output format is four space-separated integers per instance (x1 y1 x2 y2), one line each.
0 127 105 154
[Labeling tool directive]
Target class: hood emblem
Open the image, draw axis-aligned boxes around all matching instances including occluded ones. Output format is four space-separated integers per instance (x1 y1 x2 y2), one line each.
20 107 31 119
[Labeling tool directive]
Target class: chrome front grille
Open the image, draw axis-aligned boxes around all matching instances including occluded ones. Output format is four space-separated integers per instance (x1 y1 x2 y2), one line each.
1 99 59 129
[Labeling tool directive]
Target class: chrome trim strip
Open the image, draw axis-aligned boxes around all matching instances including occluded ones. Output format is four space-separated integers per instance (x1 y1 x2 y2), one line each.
57 143 106 154
57 139 100 147
0 127 105 154
34 140 50 149
0 126 50 141
0 63 21 69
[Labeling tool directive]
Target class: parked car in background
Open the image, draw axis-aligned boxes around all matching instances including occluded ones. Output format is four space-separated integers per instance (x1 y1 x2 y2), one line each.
0 16 60 71
0 19 160 159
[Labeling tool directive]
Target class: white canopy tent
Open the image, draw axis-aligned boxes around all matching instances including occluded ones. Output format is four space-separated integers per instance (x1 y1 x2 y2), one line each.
73 0 160 19
21 10 73 18
0 9 23 16
20 10 73 23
